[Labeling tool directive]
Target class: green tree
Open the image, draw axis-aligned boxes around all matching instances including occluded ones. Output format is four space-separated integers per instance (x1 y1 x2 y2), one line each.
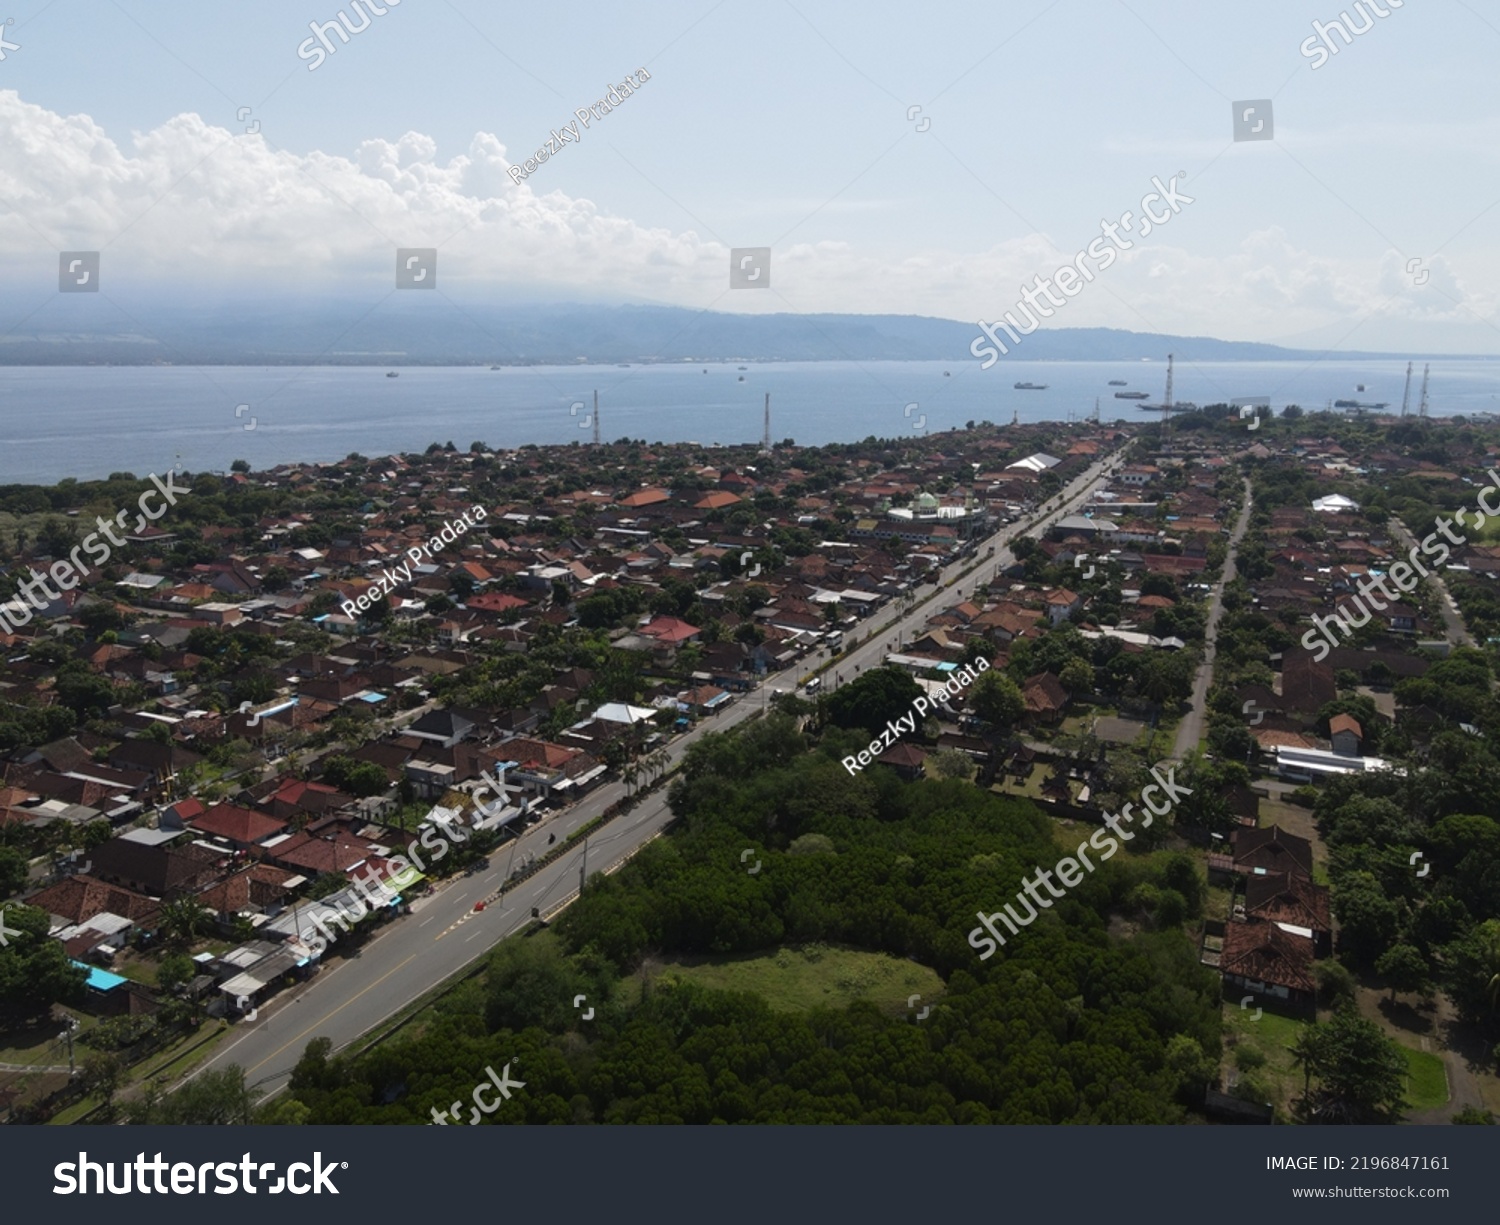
1164 1033 1215 1103
483 937 597 1033
1059 657 1094 695
1295 1009 1408 1124
969 669 1025 729
0 845 29 900
1331 871 1404 971
0 905 88 1024
157 951 196 996
824 667 923 740
926 749 977 781
127 1066 262 1125
78 1050 125 1110
320 755 389 798
1375 943 1432 1003
158 897 212 948
1442 918 1500 1032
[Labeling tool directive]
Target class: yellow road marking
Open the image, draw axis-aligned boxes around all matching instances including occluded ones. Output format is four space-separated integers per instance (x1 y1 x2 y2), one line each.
247 953 417 1075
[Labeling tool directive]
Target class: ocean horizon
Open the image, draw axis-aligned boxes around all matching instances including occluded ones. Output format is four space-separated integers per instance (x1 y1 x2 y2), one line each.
3 358 1497 484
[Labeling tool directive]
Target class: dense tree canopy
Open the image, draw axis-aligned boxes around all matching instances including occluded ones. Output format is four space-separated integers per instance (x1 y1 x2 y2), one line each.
276 714 1221 1124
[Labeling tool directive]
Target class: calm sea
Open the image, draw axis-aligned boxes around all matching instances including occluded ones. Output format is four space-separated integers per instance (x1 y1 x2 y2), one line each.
2 358 1497 484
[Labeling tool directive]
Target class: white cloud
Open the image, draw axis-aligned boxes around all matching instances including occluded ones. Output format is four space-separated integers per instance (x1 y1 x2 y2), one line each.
0 90 1494 350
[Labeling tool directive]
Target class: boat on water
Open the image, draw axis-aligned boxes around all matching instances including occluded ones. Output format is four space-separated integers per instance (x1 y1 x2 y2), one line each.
617 363 630 368
737 376 745 382
489 365 500 371
1357 384 1366 391
943 371 950 377
1013 382 1047 390
1334 399 1389 409
385 371 399 378
1115 390 1149 399
737 366 748 371
1108 379 1127 386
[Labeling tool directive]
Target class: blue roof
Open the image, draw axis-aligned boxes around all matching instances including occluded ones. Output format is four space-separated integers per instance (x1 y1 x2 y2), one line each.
71 960 128 992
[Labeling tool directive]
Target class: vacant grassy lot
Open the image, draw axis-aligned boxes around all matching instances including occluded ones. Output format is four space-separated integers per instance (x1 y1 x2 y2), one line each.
1221 1005 1449 1117
632 944 944 1016
1221 1004 1307 1119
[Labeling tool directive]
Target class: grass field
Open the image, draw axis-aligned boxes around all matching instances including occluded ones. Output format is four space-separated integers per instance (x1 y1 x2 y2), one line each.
630 944 944 1016
1400 1045 1449 1110
1222 1006 1450 1117
1221 1005 1307 1118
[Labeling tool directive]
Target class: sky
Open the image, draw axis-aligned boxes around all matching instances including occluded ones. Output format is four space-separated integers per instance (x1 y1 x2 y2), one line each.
0 0 1498 353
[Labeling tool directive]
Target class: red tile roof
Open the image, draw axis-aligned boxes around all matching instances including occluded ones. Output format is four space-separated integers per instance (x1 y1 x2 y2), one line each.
189 803 289 844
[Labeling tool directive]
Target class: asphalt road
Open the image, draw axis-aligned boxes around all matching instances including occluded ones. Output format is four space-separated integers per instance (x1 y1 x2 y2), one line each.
191 447 1126 1095
1172 476 1253 761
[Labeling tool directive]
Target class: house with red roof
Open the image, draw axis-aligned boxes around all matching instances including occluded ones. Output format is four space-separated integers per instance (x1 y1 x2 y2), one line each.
265 779 352 822
188 803 289 850
637 616 702 646
1220 920 1317 1015
466 591 530 617
618 488 671 509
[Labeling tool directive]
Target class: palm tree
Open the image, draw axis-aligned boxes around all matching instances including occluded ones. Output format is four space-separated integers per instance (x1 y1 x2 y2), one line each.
1479 919 1500 1011
647 748 671 785
1290 1023 1322 1105
158 897 212 948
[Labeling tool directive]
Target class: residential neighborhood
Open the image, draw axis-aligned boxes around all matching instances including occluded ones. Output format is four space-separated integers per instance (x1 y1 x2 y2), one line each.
1 407 1498 1129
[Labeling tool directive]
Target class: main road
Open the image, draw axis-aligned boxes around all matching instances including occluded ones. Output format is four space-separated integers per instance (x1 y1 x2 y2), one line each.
192 444 1126 1095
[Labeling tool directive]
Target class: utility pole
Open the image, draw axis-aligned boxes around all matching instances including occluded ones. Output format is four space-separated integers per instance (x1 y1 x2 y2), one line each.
500 832 518 899
578 836 588 895
593 390 600 446
762 393 771 452
1400 361 1413 417
1418 363 1431 418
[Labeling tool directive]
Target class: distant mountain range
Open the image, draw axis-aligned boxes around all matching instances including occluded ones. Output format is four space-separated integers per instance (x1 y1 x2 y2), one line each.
0 298 1408 365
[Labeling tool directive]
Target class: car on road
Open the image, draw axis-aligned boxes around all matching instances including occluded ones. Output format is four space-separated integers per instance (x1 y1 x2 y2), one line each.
804 676 823 694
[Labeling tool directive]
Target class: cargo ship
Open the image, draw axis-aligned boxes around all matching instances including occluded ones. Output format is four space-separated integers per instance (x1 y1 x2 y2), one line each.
1014 382 1048 390
1114 390 1149 399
